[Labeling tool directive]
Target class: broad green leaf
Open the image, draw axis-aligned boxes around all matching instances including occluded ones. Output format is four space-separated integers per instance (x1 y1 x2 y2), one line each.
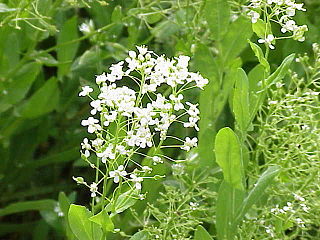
248 64 265 118
20 77 60 118
221 16 253 64
57 16 79 78
68 204 102 240
205 0 230 41
248 40 270 72
89 210 114 233
0 62 40 113
0 200 55 217
58 192 71 217
265 53 295 86
194 225 213 240
235 166 280 225
194 43 218 167
233 68 250 132
58 192 75 240
249 54 294 123
130 230 149 240
215 127 244 190
216 181 245 240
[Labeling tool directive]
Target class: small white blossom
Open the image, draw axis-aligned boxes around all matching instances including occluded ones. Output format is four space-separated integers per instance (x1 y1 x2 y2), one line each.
109 165 127 183
79 86 93 96
130 174 143 190
96 73 107 84
181 137 198 151
81 117 101 133
258 34 275 49
152 156 163 165
90 182 98 197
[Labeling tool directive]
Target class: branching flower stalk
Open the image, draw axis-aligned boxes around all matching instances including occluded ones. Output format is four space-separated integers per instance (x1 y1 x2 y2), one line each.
74 46 208 213
246 0 308 51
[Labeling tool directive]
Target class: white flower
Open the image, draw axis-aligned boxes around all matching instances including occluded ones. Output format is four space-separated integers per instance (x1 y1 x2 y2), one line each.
92 138 104 149
258 34 275 49
181 137 198 151
79 86 93 96
281 20 297 33
96 73 107 84
169 94 184 111
176 55 190 69
248 10 260 23
103 111 118 126
130 174 143 190
79 20 94 34
81 117 101 133
90 182 98 197
128 50 136 59
97 144 115 163
137 45 148 55
109 165 127 183
152 156 163 165
90 100 103 115
81 138 91 157
54 203 64 217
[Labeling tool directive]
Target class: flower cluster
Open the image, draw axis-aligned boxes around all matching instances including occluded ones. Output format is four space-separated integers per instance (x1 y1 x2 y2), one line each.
76 46 207 200
247 0 308 49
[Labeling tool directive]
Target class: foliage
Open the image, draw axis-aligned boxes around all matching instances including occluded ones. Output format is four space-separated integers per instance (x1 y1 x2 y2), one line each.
0 0 319 239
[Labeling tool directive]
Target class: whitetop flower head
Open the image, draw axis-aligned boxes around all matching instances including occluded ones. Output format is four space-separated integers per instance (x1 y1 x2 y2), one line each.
78 45 206 197
248 0 308 47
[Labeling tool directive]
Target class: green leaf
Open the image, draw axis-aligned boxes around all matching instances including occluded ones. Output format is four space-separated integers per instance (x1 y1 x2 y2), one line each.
248 64 265 118
215 127 244 190
252 19 271 38
205 0 230 41
57 16 79 78
111 5 123 23
216 181 245 240
266 53 295 86
221 16 253 63
0 200 55 217
233 68 250 132
194 225 213 240
248 40 270 72
89 210 114 233
194 43 218 167
35 52 59 66
130 230 149 240
58 192 71 217
20 77 60 118
235 166 280 225
107 189 139 216
68 204 102 240
0 62 40 113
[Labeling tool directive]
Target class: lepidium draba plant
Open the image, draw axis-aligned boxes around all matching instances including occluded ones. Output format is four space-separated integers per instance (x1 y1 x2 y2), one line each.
70 46 208 238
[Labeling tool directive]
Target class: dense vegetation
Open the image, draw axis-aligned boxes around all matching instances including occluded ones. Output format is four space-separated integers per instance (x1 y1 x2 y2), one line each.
0 0 319 239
